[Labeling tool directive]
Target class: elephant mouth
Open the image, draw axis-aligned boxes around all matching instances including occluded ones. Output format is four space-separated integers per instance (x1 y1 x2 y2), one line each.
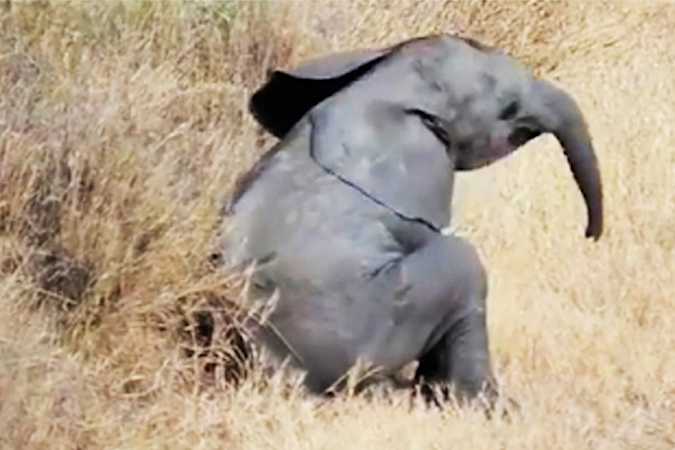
508 126 541 147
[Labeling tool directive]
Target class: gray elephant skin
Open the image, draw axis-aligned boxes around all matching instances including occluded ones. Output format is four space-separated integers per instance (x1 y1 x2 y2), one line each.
220 34 604 407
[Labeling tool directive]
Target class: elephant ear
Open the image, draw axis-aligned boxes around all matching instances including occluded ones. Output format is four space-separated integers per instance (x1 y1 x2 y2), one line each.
249 48 391 138
307 98 454 233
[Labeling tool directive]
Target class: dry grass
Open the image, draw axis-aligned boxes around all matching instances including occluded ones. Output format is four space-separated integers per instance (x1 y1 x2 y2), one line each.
0 0 673 449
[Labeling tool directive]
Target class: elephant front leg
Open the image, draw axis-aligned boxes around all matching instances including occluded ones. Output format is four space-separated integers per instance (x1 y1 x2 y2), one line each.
409 236 499 410
414 308 498 409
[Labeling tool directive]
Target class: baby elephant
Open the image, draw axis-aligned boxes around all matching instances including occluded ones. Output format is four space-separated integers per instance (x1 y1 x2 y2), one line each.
220 34 604 407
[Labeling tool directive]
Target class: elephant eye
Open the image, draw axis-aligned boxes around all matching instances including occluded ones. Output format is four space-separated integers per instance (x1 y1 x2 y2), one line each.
406 108 451 147
499 101 519 120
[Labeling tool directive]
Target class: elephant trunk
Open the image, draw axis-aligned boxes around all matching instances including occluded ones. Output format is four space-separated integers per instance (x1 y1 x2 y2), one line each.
534 80 604 240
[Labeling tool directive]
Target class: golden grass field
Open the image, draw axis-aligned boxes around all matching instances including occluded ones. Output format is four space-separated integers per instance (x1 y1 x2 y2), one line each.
0 0 673 448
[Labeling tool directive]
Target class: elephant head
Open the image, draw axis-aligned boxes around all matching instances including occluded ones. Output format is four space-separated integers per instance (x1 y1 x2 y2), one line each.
249 34 604 240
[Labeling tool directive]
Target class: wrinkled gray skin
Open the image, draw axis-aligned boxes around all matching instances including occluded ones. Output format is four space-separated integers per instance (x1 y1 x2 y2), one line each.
221 34 603 407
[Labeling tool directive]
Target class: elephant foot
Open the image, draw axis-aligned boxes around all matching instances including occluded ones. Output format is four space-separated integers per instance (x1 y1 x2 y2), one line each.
411 379 520 420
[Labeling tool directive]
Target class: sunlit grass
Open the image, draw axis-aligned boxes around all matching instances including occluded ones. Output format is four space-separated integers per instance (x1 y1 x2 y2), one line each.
0 1 673 448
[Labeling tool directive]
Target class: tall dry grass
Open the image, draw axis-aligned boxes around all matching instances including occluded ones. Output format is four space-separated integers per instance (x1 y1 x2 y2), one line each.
0 0 673 449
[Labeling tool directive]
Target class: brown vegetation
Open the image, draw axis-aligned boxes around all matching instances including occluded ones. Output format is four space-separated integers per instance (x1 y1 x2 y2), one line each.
0 0 673 448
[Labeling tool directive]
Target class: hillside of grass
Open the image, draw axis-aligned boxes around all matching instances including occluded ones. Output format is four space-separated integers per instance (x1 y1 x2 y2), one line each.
0 1 673 449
